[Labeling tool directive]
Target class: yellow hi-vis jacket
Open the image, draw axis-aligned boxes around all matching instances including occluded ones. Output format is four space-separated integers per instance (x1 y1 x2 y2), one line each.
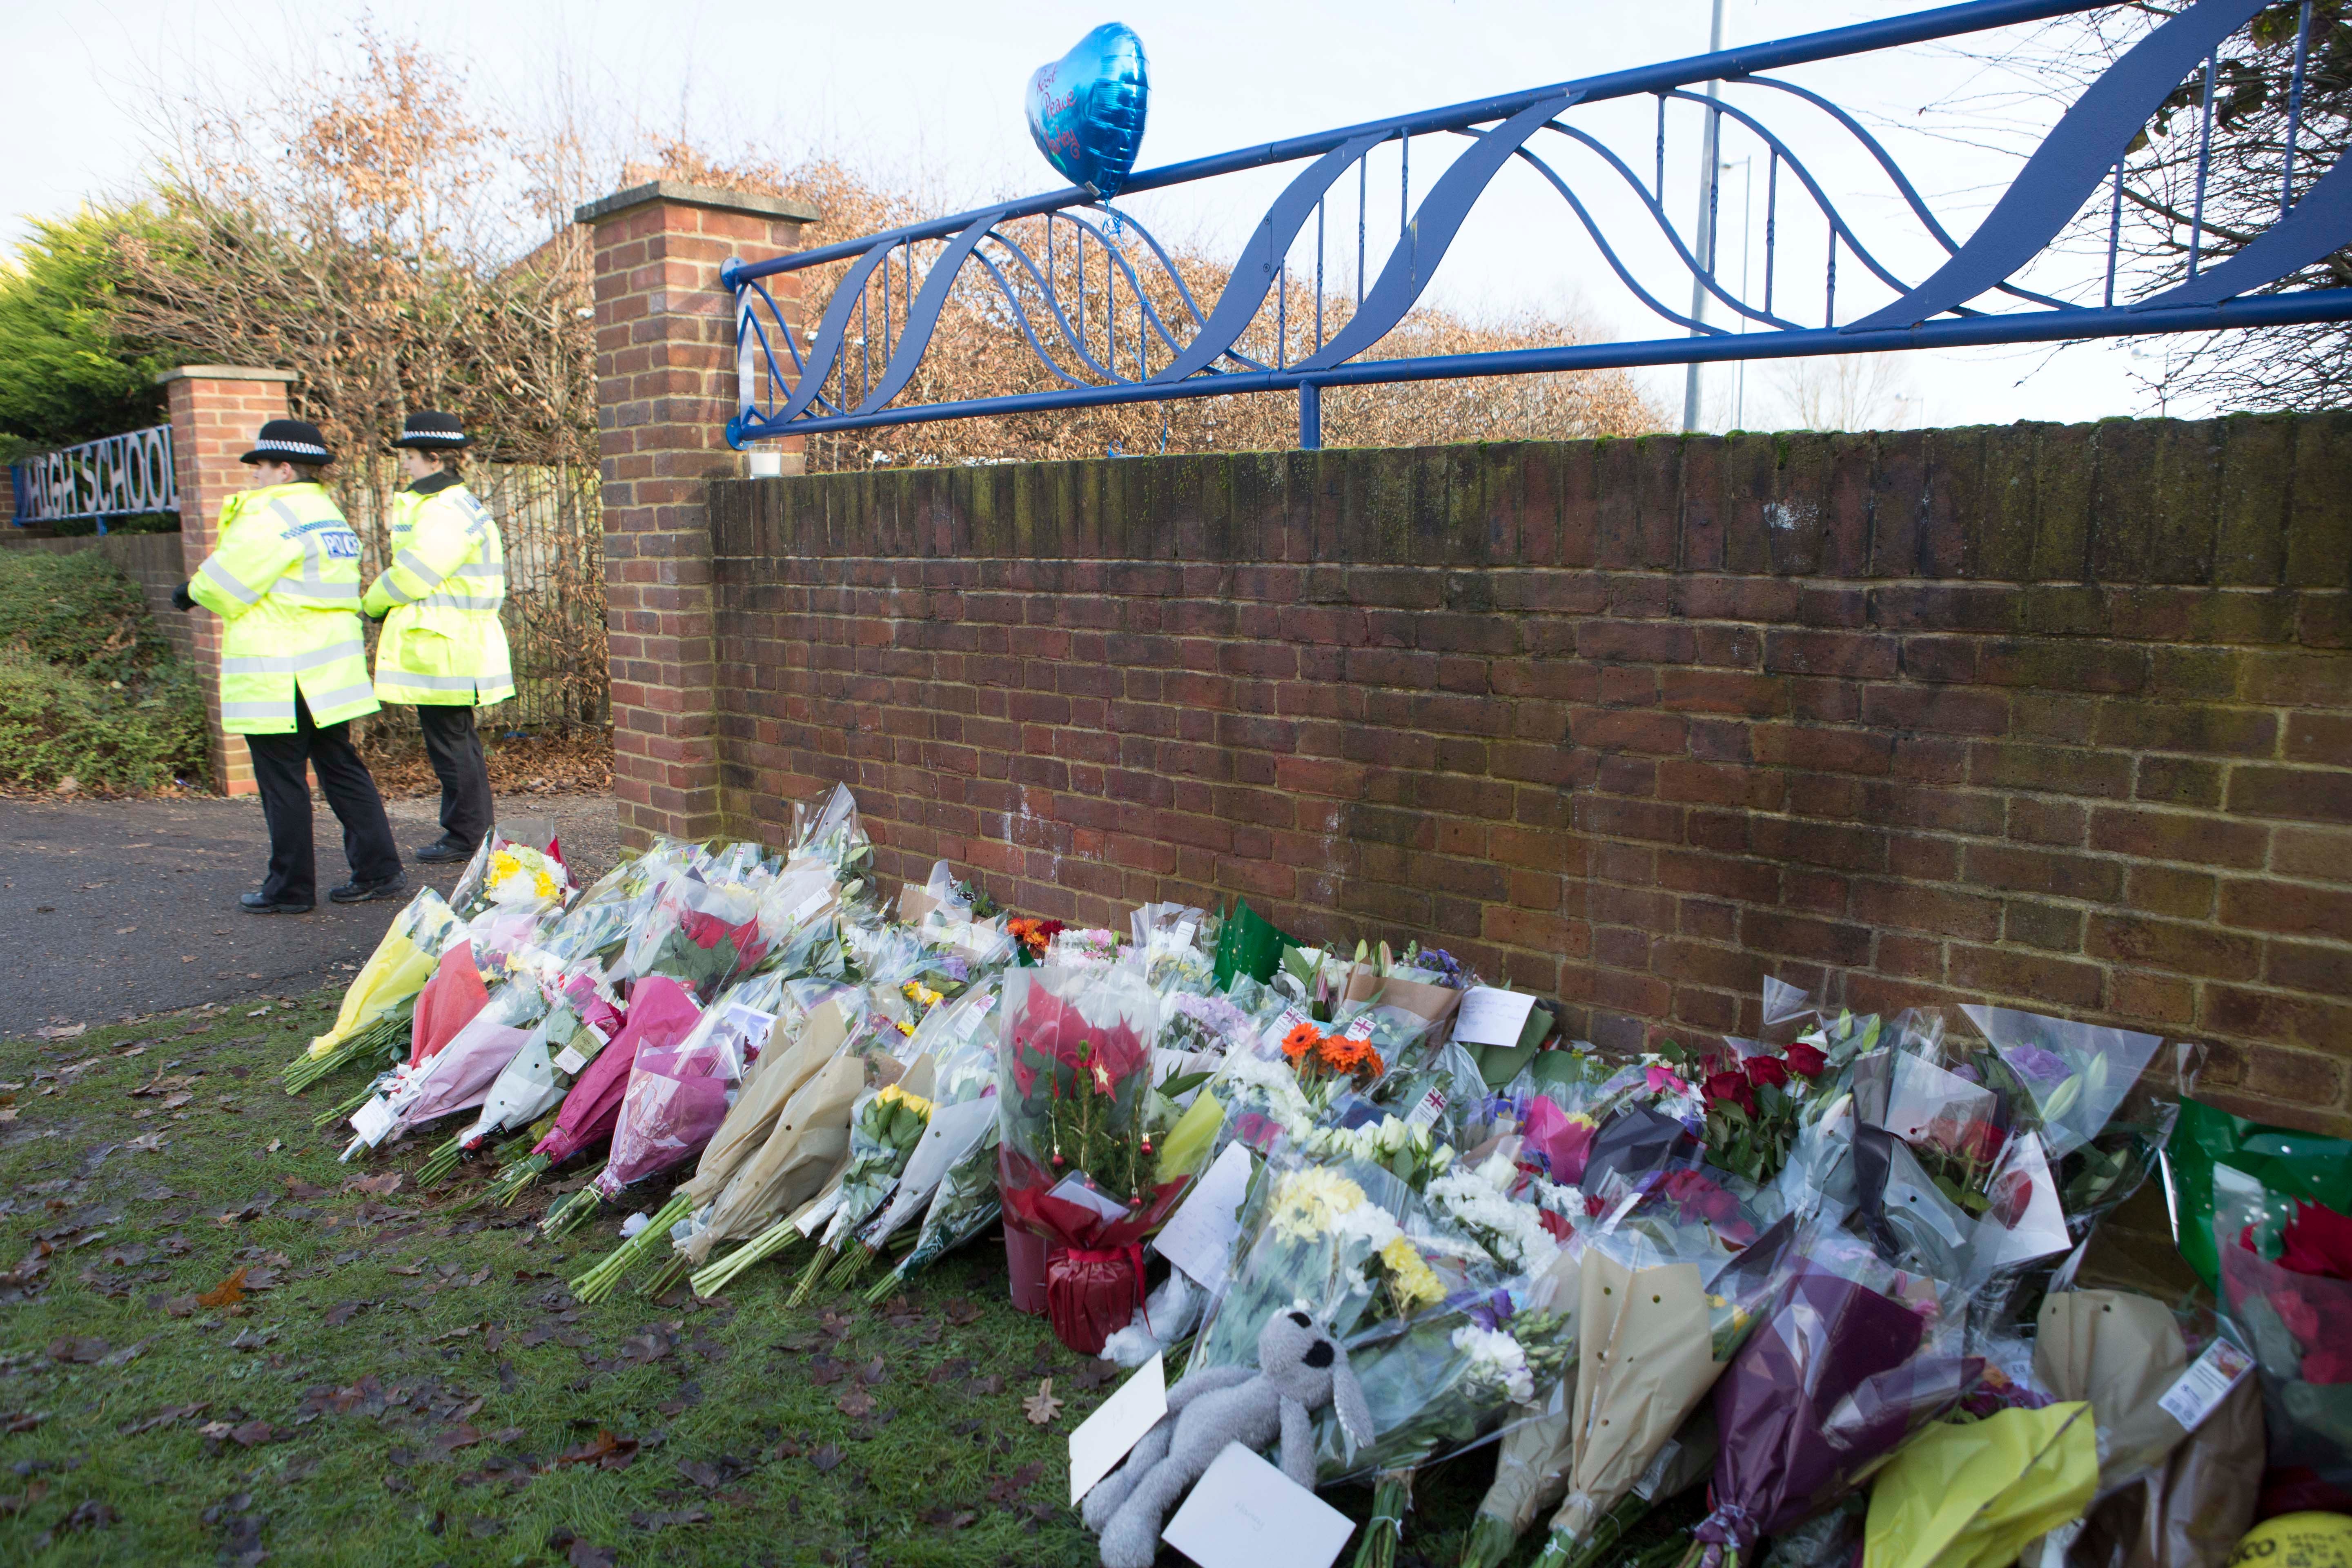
186 482 379 735
361 477 515 707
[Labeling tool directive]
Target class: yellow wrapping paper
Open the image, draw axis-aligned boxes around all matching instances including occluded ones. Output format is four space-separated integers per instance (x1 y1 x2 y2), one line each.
1154 1089 1225 1185
1864 1403 2098 1568
1553 1251 1719 1543
2033 1290 2190 1489
307 890 461 1058
681 1000 849 1209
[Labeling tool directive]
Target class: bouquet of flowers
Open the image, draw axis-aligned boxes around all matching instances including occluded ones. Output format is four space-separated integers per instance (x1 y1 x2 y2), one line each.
996 962 1207 1354
780 1074 936 1303
566 983 805 1298
848 980 1004 1272
684 1004 897 1295
617 844 775 1002
282 889 463 1089
416 971 624 1188
2214 1166 2352 1511
535 839 697 979
408 940 492 1067
483 976 702 1205
631 982 853 1294
866 1117 1002 1299
1862 1401 2098 1568
1680 1226 1973 1568
341 969 554 1160
1963 1005 2178 1242
1459 1245 1588 1568
1330 1163 1574 1568
1530 1205 1797 1568
540 978 739 1239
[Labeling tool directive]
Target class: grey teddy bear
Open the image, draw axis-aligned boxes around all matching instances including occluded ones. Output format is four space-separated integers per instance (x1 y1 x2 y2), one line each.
1081 1308 1374 1568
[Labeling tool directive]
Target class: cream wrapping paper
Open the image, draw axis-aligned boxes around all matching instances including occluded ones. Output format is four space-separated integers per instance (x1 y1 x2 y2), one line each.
1551 1251 1719 1544
679 999 849 1210
2032 1290 2191 1491
677 1050 864 1264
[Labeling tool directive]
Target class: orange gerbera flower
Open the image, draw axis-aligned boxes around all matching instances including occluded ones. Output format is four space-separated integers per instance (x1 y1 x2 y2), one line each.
1281 1022 1322 1062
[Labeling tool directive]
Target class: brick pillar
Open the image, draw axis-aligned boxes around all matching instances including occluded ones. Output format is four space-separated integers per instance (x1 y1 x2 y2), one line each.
156 365 300 796
576 180 816 847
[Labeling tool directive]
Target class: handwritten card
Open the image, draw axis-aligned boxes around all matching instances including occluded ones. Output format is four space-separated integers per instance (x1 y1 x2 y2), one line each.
1152 1142 1254 1291
1163 1441 1356 1568
1069 1352 1167 1506
1452 986 1537 1048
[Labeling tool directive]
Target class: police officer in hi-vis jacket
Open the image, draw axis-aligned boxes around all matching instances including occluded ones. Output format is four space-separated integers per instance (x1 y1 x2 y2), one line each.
175 418 407 914
363 411 513 865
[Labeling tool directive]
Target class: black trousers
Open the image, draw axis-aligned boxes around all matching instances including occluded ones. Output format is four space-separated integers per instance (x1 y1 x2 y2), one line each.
416 703 493 851
244 692 402 905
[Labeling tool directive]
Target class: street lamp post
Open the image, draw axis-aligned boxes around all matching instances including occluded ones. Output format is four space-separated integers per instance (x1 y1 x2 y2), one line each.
1681 0 1727 433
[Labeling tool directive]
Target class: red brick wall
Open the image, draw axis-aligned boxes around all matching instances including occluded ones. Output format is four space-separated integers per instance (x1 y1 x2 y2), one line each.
159 366 299 796
577 181 814 846
702 418 2352 1133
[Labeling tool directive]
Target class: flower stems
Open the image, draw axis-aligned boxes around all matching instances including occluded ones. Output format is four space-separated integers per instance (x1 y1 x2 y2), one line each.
689 1217 801 1298
1352 1470 1416 1568
785 1243 838 1307
481 1152 551 1207
637 1253 693 1301
569 1192 692 1304
540 1184 606 1238
313 1082 380 1134
415 1134 467 1190
282 1007 408 1093
1459 1513 1522 1568
820 1244 872 1292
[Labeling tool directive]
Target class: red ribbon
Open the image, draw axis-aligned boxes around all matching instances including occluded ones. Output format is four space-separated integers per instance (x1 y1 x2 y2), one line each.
1043 1243 1147 1357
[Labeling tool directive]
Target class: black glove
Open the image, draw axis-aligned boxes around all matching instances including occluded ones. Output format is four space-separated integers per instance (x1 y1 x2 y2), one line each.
172 581 197 611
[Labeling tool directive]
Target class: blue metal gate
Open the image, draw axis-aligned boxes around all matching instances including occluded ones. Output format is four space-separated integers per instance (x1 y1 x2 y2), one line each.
726 0 2351 450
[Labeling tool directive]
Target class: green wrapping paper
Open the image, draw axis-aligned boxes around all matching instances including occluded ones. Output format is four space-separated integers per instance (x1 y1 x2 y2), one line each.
2165 1098 2352 1293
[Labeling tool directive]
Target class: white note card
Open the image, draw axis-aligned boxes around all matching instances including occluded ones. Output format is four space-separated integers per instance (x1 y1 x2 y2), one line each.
1152 1142 1255 1290
2158 1338 2255 1432
1069 1352 1168 1506
552 1045 588 1076
1163 1441 1356 1568
349 1096 396 1145
1452 986 1537 1047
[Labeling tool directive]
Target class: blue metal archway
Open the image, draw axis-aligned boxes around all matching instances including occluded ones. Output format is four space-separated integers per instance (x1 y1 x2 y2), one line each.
724 0 2351 450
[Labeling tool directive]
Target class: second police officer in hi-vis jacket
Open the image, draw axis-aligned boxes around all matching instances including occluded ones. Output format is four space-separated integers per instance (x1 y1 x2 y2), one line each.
363 411 514 866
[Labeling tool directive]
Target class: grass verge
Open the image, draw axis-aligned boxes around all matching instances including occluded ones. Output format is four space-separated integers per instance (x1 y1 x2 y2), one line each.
0 988 1677 1567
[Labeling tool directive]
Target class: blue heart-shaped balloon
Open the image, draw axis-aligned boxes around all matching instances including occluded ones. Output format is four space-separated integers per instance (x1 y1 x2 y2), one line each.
1025 22 1149 198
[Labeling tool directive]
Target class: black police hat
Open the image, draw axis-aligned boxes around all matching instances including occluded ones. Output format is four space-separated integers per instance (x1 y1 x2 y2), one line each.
392 410 470 451
240 418 336 466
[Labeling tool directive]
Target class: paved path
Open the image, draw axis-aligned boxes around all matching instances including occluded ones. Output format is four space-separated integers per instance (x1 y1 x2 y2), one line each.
0 790 620 1035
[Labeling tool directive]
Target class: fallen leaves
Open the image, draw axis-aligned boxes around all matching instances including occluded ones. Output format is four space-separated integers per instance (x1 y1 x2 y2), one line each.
833 1386 875 1419
196 1268 249 1308
346 1172 403 1196
123 1130 169 1154
47 1336 107 1364
118 1403 208 1437
431 1423 483 1453
1022 1377 1063 1425
942 1296 984 1327
555 1431 639 1472
3 1411 45 1435
0 1479 47 1515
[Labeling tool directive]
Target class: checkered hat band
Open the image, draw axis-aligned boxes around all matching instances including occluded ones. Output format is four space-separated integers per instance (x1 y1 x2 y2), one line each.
252 438 330 458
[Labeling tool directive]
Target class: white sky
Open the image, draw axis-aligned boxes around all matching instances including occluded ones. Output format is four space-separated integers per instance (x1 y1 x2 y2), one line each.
4 0 2202 431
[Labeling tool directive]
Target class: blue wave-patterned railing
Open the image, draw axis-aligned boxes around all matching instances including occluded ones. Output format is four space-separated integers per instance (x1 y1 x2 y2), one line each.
726 0 2352 449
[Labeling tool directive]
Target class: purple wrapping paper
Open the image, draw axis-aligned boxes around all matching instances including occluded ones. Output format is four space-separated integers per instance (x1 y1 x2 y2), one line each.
1697 1265 1960 1557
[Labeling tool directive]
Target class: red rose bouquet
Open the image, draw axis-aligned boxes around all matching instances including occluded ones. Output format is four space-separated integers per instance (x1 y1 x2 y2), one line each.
2216 1171 2352 1511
